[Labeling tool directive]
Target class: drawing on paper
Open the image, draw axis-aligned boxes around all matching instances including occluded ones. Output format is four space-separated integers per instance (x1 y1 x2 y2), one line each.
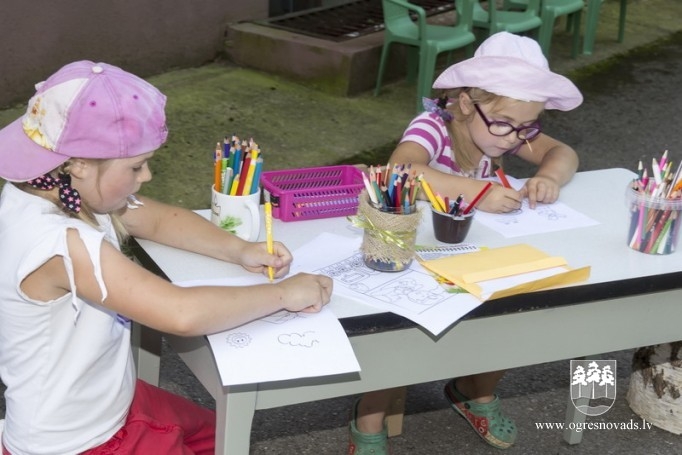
536 205 567 221
261 310 300 324
316 253 452 314
370 278 444 305
223 311 321 351
278 331 319 348
491 200 569 225
226 332 252 348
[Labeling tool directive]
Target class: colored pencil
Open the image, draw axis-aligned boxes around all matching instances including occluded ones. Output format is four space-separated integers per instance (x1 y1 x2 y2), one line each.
462 182 492 215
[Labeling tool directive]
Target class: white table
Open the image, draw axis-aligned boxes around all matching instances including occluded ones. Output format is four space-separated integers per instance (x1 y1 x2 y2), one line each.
131 168 682 454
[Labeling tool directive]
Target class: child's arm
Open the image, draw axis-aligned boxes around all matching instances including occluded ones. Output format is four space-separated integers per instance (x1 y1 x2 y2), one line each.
67 229 331 336
120 196 289 278
390 142 522 213
515 134 579 208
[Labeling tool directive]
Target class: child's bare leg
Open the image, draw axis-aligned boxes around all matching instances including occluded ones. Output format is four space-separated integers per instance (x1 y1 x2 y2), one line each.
349 389 398 454
455 370 506 403
355 389 395 433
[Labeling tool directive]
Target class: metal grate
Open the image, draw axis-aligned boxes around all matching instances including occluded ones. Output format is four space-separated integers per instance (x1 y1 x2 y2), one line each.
260 0 456 42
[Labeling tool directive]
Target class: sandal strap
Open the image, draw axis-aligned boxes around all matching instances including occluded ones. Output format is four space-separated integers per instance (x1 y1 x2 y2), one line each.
445 379 517 449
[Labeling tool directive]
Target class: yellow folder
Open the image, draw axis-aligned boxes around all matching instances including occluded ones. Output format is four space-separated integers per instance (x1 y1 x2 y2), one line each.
419 244 590 301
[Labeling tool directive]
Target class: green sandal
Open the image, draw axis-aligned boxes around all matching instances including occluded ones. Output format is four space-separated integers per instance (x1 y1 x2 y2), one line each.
348 400 390 455
444 379 517 449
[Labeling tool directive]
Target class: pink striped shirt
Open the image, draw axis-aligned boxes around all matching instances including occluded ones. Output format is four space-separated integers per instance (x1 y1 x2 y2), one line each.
399 111 494 179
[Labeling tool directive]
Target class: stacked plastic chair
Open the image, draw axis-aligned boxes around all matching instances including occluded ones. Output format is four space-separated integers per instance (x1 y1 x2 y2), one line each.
504 0 583 57
504 0 628 56
583 0 627 55
375 0 477 113
473 0 543 38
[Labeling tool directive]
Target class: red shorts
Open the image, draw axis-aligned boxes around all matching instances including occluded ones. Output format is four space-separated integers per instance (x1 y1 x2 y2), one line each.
2 379 216 455
83 379 216 454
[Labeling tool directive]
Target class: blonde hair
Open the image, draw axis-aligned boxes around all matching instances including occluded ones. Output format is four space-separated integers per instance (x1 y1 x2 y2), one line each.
16 159 129 244
439 87 509 173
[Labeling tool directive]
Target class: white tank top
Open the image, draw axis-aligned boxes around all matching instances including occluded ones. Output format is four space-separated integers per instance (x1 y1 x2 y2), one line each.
0 183 135 454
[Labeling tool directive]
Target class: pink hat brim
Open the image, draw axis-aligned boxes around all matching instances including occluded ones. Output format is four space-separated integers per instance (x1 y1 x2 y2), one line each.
432 56 583 111
0 116 70 182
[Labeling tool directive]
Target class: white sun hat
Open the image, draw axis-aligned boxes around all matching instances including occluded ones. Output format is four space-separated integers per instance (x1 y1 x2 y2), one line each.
432 32 583 111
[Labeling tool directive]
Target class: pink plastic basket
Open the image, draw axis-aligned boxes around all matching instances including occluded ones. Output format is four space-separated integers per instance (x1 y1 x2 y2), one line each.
261 165 364 221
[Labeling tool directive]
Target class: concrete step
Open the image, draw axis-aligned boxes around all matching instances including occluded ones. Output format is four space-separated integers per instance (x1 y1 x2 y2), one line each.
225 20 388 96
224 1 459 96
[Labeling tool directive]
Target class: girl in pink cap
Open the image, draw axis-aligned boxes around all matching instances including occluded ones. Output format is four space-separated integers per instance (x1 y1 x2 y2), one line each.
349 32 583 453
0 61 332 454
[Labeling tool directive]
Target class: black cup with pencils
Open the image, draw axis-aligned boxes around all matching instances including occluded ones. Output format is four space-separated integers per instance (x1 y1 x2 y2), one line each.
432 207 475 244
424 179 489 244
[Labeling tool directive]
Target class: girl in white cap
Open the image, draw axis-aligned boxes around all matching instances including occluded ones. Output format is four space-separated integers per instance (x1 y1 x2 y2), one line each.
0 61 332 454
349 32 583 453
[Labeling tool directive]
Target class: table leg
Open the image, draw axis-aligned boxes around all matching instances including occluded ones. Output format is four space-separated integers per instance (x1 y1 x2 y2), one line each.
215 385 258 455
385 386 407 437
563 354 599 444
563 393 588 444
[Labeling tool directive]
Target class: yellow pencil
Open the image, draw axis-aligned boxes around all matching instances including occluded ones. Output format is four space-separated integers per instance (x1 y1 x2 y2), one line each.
242 159 257 195
242 148 260 195
419 175 445 212
265 201 274 282
435 193 447 213
229 174 240 196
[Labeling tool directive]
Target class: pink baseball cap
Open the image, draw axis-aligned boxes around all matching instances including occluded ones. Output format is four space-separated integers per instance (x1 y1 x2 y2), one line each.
432 32 583 111
0 60 168 182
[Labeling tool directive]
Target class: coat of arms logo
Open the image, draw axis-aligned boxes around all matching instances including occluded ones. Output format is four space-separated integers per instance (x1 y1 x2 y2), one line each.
570 359 617 416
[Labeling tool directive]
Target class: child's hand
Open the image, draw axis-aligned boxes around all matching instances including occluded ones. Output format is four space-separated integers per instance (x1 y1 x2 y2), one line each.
521 176 560 209
277 273 334 313
240 241 292 278
478 184 523 213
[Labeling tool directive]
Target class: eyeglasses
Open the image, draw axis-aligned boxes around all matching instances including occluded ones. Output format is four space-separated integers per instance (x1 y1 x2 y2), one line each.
473 103 541 141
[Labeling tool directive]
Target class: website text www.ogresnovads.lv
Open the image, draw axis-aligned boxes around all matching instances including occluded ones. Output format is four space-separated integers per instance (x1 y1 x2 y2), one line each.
535 419 652 433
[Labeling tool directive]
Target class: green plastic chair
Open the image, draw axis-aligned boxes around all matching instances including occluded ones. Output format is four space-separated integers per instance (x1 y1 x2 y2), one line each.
374 0 477 113
503 0 584 58
583 0 627 55
473 0 542 38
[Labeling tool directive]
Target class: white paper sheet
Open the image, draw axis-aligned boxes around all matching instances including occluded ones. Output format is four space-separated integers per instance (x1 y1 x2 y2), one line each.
290 233 483 335
476 175 599 238
475 266 576 301
176 277 360 386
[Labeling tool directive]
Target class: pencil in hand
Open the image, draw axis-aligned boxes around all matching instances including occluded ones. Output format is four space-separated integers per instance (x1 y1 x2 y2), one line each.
495 168 512 189
265 201 275 282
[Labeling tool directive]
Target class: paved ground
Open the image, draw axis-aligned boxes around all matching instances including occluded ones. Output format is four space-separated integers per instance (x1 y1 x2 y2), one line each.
2 0 682 453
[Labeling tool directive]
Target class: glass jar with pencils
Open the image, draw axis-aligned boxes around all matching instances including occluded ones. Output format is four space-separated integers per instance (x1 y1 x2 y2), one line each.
354 190 421 272
626 184 682 255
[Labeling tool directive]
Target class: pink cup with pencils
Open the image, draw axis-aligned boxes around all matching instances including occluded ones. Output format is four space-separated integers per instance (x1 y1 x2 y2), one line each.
626 185 682 255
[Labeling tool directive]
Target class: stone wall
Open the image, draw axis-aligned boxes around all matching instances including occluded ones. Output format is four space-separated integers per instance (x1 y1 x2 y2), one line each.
0 0 268 108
